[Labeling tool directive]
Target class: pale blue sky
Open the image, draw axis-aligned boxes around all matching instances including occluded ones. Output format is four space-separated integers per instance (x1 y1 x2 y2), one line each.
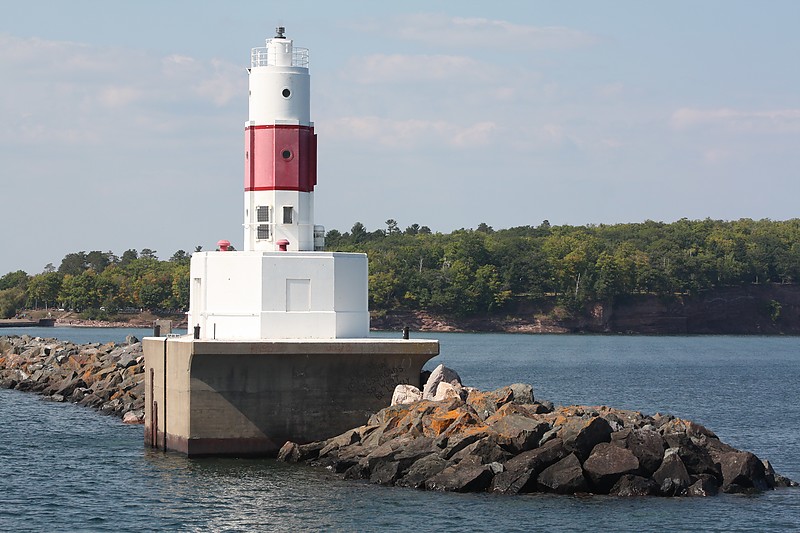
2 1 798 274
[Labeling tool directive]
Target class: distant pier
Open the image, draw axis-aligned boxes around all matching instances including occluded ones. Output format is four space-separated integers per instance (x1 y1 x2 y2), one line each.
0 318 56 328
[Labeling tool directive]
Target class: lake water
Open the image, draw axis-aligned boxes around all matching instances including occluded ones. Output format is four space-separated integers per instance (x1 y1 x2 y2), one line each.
1 329 799 532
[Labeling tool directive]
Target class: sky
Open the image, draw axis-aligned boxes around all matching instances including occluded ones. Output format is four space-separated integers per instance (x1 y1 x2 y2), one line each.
1 0 799 275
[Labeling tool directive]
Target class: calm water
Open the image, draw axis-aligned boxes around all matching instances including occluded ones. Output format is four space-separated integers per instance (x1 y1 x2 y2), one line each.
1 329 799 532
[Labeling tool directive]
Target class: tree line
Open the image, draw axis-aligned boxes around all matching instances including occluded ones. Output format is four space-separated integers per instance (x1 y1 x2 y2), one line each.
329 218 800 316
0 249 191 319
1 218 798 319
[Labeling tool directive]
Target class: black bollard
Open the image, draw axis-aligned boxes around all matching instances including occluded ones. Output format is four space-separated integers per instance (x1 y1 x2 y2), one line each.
193 324 200 340
402 326 410 340
154 324 161 337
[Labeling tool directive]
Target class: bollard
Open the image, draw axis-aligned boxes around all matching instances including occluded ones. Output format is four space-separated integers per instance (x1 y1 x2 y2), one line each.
402 326 410 340
154 324 161 337
194 324 200 339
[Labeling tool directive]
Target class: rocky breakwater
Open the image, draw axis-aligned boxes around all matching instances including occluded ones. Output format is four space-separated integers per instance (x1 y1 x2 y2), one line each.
0 335 145 424
279 365 796 497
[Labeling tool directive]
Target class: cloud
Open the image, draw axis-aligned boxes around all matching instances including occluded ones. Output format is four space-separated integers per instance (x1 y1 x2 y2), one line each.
0 33 244 146
98 85 143 108
193 59 242 106
345 53 490 84
363 14 599 50
323 116 497 149
670 107 800 133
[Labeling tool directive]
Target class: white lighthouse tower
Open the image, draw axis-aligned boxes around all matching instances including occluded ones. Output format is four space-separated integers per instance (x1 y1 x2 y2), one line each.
186 28 369 340
244 27 321 252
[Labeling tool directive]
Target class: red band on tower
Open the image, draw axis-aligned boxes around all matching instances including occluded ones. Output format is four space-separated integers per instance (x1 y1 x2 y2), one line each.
244 125 317 193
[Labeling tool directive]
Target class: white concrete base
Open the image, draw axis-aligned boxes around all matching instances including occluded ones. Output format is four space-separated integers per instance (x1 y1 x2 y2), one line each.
188 251 369 340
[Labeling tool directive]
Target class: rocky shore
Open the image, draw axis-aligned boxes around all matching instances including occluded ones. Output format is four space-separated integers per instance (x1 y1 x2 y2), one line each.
2 335 797 497
371 285 800 335
279 365 797 497
0 335 145 424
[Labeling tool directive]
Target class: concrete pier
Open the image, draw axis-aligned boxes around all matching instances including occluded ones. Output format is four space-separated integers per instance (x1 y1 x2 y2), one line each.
143 336 438 456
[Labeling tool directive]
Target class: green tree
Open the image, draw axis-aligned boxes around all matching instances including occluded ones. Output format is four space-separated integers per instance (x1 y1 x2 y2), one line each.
27 272 62 309
350 222 368 244
0 270 29 291
58 271 100 311
0 287 26 318
58 252 87 275
170 250 190 265
120 249 138 266
138 271 172 311
85 250 111 273
404 223 420 235
170 264 190 310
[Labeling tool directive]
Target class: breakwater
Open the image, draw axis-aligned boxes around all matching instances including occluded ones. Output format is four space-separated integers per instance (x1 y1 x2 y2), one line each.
2 333 798 498
279 365 797 497
0 335 144 423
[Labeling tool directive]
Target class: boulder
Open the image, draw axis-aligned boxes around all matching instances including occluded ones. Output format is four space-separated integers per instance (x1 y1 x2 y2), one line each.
488 414 550 454
392 436 437 466
370 460 403 485
673 441 721 480
426 406 485 440
116 353 138 369
559 416 613 461
391 384 423 406
490 438 567 494
652 449 691 496
318 428 361 457
432 382 464 402
609 474 659 496
450 435 509 465
422 364 462 400
537 453 589 494
278 440 328 463
424 458 495 492
718 451 769 492
55 375 87 398
439 428 491 460
396 453 450 489
687 474 719 497
611 427 665 476
122 410 143 424
582 442 640 493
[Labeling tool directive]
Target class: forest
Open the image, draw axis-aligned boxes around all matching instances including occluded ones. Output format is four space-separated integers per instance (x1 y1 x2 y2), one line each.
1 218 799 320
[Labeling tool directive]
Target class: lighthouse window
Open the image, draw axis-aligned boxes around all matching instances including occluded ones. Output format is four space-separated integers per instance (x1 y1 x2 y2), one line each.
283 206 294 224
282 88 291 98
257 205 269 222
257 224 270 240
282 149 292 160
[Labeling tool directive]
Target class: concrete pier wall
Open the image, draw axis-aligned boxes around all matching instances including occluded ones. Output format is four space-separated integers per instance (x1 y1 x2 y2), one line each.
143 337 439 456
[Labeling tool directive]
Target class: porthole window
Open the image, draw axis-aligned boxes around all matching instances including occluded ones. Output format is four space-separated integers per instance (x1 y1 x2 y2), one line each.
282 149 292 160
282 88 291 98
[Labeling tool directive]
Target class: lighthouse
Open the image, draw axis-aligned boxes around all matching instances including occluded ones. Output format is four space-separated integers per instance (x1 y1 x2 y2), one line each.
185 27 369 341
143 28 439 457
244 27 322 252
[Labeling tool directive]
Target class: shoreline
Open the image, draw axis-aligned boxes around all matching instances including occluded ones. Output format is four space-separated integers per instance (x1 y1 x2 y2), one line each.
12 281 800 336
